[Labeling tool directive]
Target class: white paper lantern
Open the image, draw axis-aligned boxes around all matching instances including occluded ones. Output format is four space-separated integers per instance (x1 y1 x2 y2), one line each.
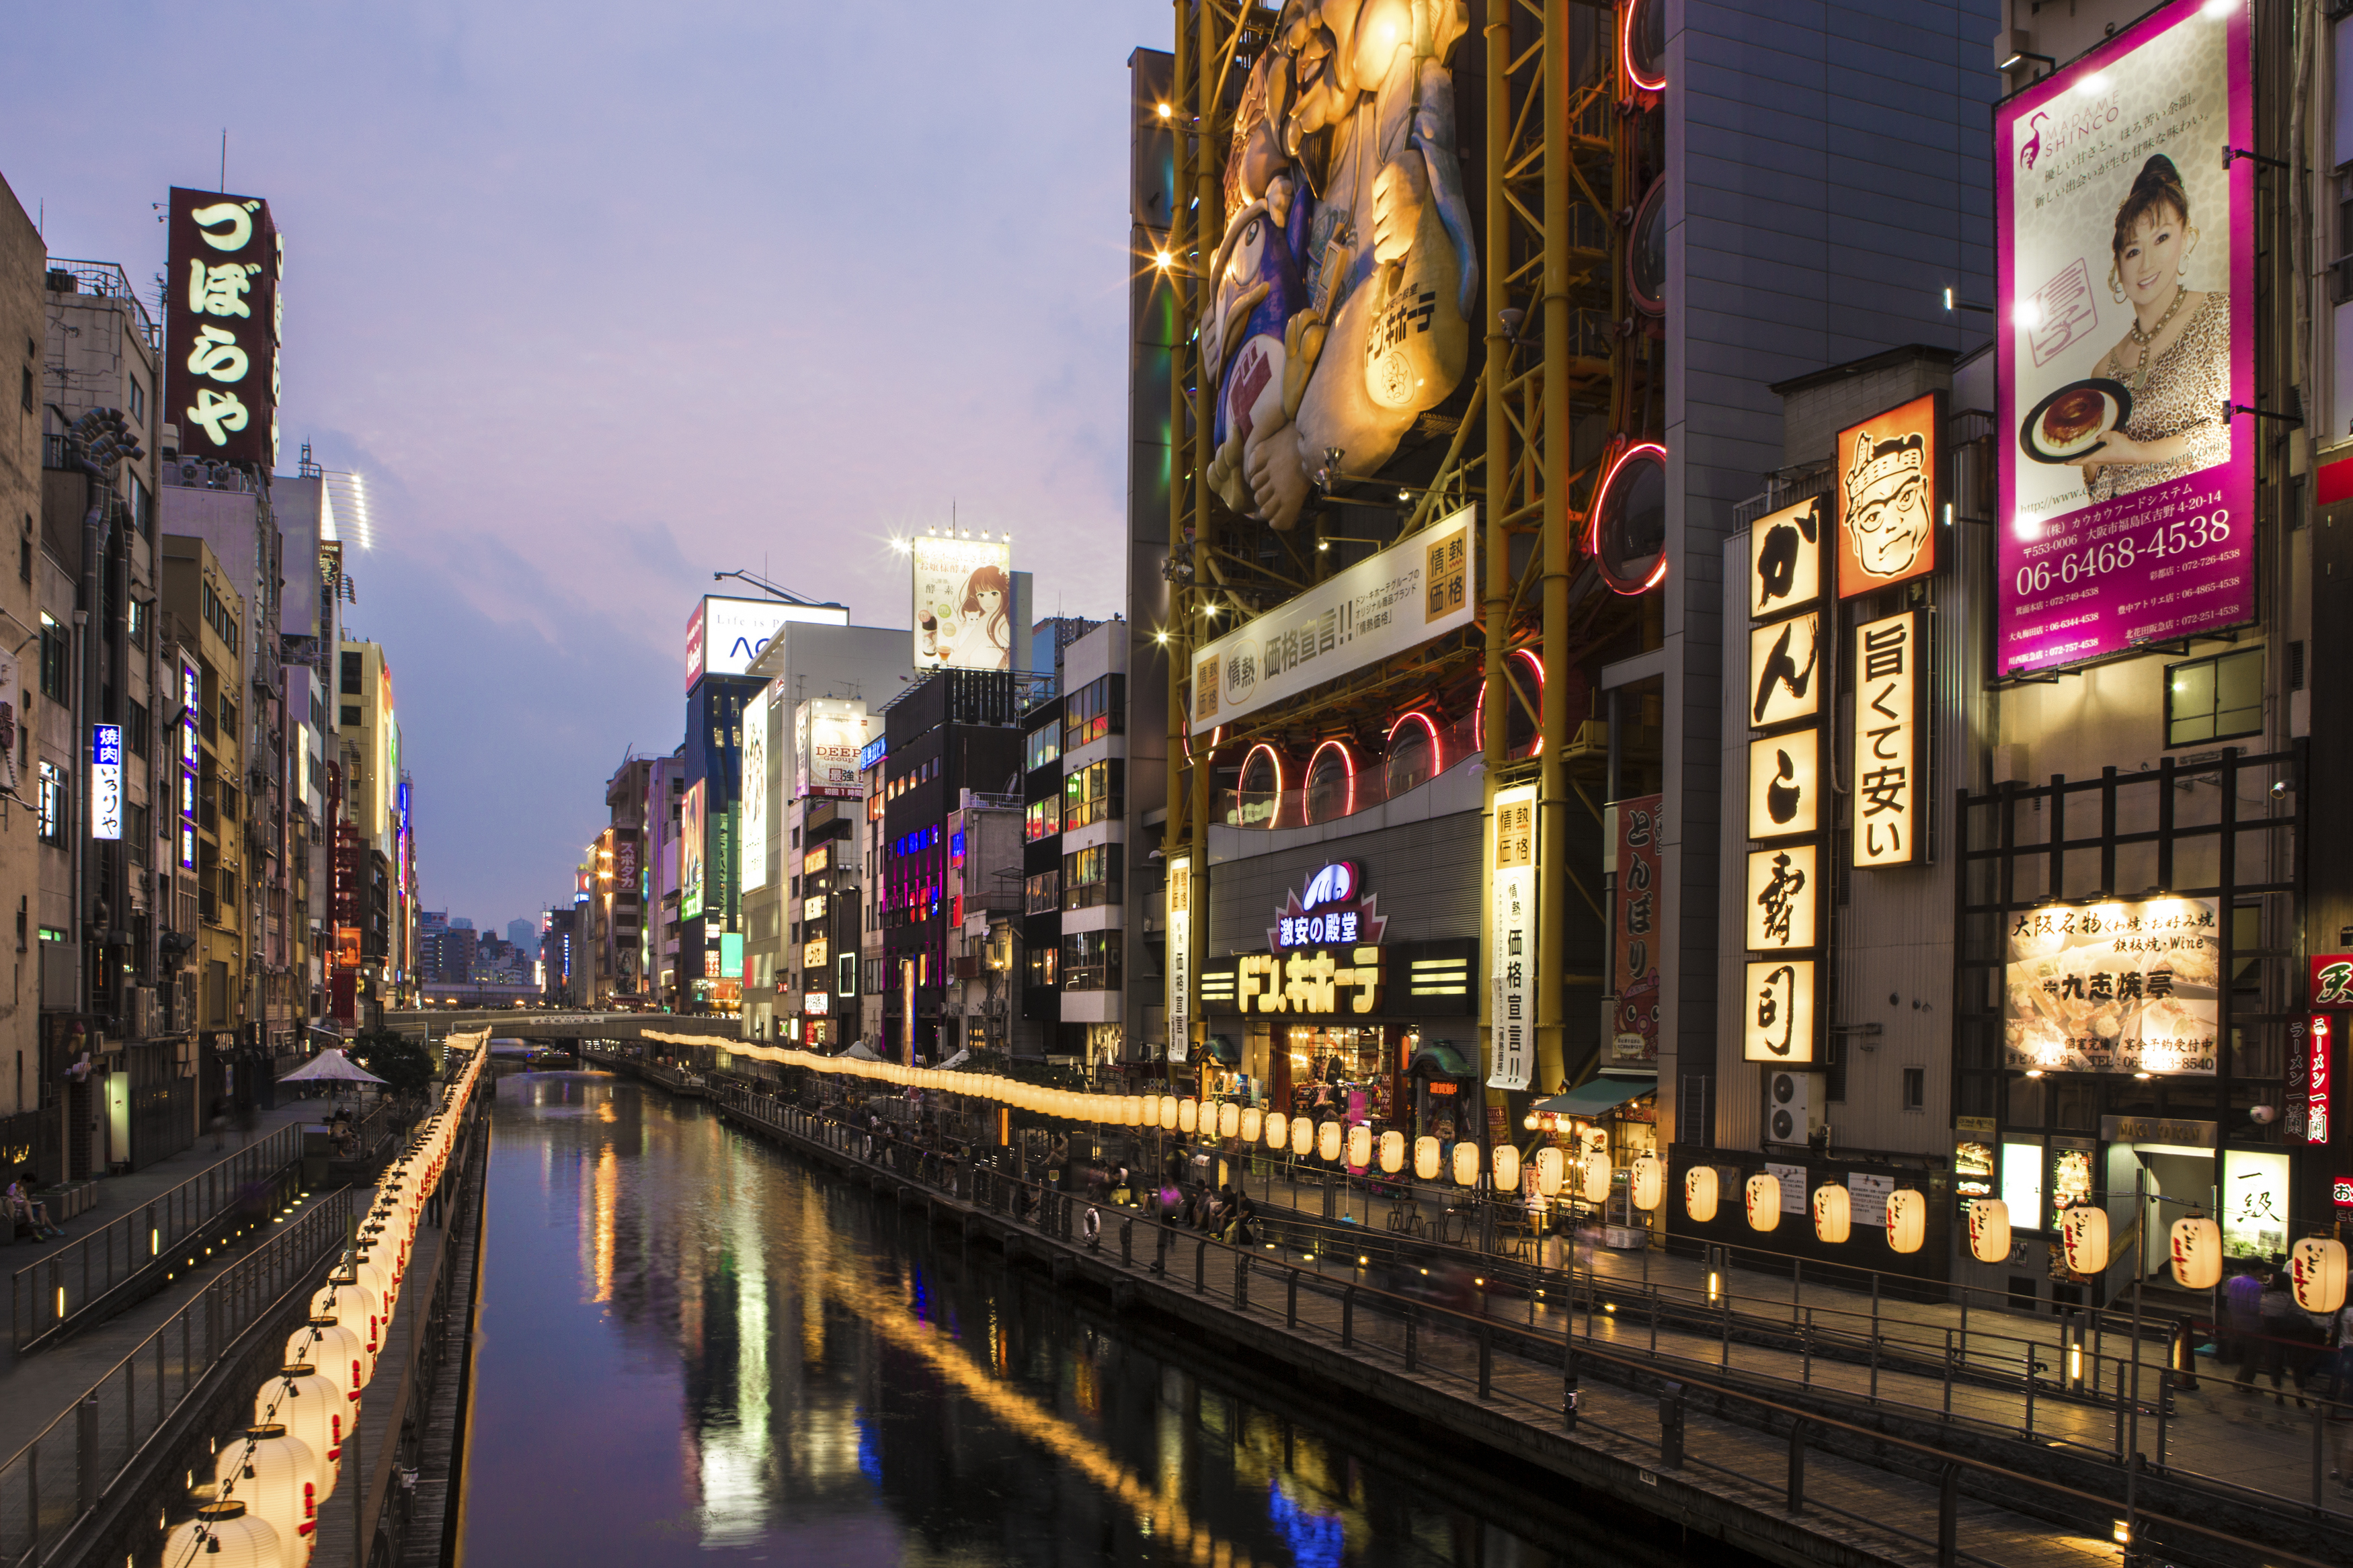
1289 1116 1313 1157
1628 1154 1663 1211
1346 1124 1372 1168
2169 1218 2221 1289
1967 1199 2011 1265
1744 1173 1781 1231
214 1424 317 1564
1491 1145 1521 1192
1414 1136 1442 1181
1378 1130 1405 1174
1240 1107 1263 1145
2060 1206 2110 1276
1534 1146 1564 1198
1812 1184 1851 1245
1453 1142 1481 1187
1142 1093 1162 1127
164 1500 282 1568
1218 1101 1241 1140
1265 1111 1289 1150
1685 1165 1719 1223
260 1364 348 1493
1177 1098 1199 1134
1160 1096 1181 1132
1124 1096 1145 1127
1885 1189 1925 1254
2291 1237 2349 1314
1579 1151 1611 1204
286 1317 368 1401
309 1279 378 1361
1317 1120 1343 1163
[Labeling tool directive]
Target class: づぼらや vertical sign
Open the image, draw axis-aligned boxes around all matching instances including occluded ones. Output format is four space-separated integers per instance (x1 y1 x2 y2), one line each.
165 188 281 472
1489 784 1535 1090
1851 609 1923 868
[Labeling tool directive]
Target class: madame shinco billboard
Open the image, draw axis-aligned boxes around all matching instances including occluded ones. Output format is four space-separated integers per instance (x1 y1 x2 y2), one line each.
1995 0 2253 676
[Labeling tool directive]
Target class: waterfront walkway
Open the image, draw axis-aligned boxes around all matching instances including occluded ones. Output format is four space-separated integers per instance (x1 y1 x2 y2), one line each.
604 1054 2344 1568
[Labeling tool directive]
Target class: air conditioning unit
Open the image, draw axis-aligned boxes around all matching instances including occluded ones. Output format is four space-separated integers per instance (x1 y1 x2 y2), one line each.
1765 1070 1823 1146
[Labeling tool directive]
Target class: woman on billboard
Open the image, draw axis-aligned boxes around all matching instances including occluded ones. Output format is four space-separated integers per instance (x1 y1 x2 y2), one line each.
936 563 1011 669
2063 155 2231 501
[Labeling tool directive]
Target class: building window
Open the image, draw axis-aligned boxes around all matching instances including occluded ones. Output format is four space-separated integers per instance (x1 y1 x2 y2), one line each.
125 802 149 863
38 616 65 701
1060 930 1121 991
340 704 360 727
1062 843 1122 909
126 595 147 648
340 650 362 696
1025 720 1061 772
126 699 149 757
1025 794 1061 841
1025 868 1061 914
2164 647 2264 747
1903 1066 1925 1110
17 529 29 585
1063 759 1122 831
36 760 63 845
1063 675 1125 750
126 377 144 423
1027 944 1058 989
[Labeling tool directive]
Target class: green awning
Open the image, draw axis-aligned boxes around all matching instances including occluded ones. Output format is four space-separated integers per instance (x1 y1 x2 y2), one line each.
1533 1075 1657 1119
1407 1042 1476 1077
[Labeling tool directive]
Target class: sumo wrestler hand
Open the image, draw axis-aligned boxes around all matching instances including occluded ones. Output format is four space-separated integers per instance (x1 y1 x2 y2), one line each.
1373 152 1431 265
1246 419 1313 530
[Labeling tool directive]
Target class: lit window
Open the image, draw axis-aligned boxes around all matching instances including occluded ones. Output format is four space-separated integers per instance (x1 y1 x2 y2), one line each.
2164 647 2264 748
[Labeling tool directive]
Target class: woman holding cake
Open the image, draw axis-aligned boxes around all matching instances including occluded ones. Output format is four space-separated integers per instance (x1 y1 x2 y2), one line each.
2064 154 2232 500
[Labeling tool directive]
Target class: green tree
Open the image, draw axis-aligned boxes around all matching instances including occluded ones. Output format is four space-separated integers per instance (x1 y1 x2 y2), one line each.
350 1030 437 1096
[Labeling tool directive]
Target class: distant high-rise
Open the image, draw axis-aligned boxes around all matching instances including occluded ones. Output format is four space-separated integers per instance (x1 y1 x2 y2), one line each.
506 919 533 951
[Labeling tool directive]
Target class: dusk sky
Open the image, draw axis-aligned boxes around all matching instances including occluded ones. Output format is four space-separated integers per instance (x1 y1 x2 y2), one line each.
3 1 1162 934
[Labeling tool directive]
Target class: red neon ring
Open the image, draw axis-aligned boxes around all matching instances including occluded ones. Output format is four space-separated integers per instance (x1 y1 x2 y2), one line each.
1622 0 1665 93
1302 740 1357 824
1386 710 1444 779
1588 441 1669 596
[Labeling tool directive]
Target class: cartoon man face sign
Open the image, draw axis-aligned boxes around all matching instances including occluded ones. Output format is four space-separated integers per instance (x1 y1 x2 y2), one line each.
1843 429 1931 583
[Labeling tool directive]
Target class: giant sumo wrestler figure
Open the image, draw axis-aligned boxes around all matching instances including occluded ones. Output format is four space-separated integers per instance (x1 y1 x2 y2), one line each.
1200 0 1478 529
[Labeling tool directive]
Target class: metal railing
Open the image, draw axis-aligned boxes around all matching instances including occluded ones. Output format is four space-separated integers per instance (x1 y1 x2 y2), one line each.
719 1087 2350 1568
9 1124 302 1351
0 1188 352 1567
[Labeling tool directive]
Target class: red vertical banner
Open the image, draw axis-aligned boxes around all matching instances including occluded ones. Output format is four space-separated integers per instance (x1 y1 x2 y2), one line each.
2309 1015 2333 1146
1610 794 1665 1064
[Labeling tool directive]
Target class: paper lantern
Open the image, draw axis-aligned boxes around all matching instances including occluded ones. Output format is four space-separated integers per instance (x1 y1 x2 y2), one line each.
1579 1151 1611 1204
1160 1097 1181 1131
2291 1237 2349 1314
1410 1136 1437 1181
286 1317 368 1400
1533 1146 1563 1197
260 1364 348 1492
1240 1107 1263 1145
1265 1111 1289 1150
2060 1206 2110 1276
309 1279 378 1360
1289 1116 1313 1157
1453 1142 1481 1187
1177 1099 1198 1134
1492 1145 1520 1192
1967 1199 2011 1265
1346 1124 1372 1167
214 1423 317 1563
1142 1094 1163 1127
1744 1173 1781 1232
1124 1096 1144 1126
1685 1165 1719 1223
1812 1184 1851 1245
1884 1189 1925 1254
1218 1101 1240 1140
1379 1130 1405 1173
1317 1120 1343 1163
1628 1154 1663 1211
164 1501 281 1568
2168 1218 2221 1288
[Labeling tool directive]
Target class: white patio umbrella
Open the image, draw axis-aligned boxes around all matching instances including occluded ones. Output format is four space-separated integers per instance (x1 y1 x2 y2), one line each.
278 1048 389 1104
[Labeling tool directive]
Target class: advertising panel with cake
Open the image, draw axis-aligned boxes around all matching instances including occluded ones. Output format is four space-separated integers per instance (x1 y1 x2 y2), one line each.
1994 0 2253 676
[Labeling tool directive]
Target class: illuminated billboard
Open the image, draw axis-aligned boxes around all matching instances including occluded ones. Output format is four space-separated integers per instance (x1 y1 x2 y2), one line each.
1835 393 1940 600
684 595 850 691
1995 0 2252 675
741 688 771 893
2004 896 2219 1075
910 536 1014 670
796 697 873 799
1203 5 1476 527
165 188 281 471
680 780 706 921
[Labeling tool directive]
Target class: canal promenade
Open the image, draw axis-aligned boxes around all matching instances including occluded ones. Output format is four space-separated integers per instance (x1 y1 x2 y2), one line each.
578 1048 2345 1568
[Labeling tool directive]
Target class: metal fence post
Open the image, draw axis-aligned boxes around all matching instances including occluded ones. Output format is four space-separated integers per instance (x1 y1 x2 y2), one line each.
1287 1269 1298 1329
76 1392 97 1514
1657 1383 1684 1469
1563 1344 1580 1431
1787 1419 1806 1514
1478 1329 1491 1399
1343 1286 1354 1349
1406 1315 1417 1372
1938 1464 1958 1567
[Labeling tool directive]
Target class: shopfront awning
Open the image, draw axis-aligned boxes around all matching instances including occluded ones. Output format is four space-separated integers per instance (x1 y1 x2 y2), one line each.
1406 1042 1476 1077
1532 1075 1657 1119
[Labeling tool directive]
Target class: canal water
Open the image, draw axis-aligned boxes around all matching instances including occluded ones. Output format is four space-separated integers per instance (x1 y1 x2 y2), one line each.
456 1071 1706 1567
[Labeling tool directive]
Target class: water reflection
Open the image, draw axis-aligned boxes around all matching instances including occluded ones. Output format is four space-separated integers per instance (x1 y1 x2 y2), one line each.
458 1072 1679 1566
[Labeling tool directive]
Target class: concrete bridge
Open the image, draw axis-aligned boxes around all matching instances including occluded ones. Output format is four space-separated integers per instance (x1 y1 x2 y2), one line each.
381 1009 745 1046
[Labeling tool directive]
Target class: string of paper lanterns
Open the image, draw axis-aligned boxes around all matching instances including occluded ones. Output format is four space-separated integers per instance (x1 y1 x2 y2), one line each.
180 1032 493 1566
